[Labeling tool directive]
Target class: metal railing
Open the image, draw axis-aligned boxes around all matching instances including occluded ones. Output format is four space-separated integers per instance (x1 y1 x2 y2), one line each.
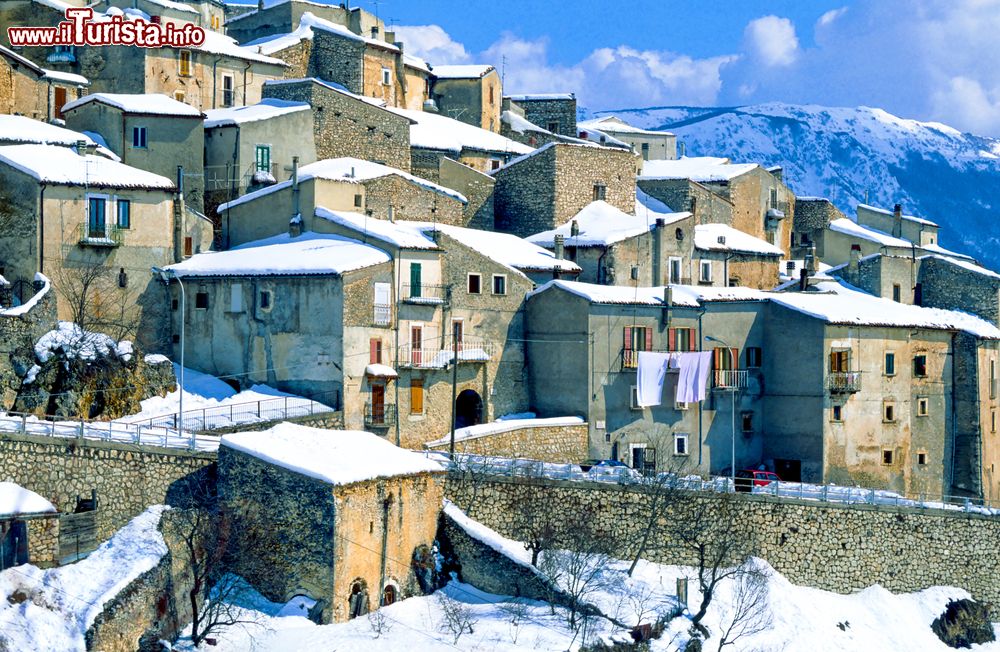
401 284 450 304
364 402 396 428
828 371 862 393
373 303 392 326
712 369 748 390
398 337 496 368
123 392 339 431
78 222 123 247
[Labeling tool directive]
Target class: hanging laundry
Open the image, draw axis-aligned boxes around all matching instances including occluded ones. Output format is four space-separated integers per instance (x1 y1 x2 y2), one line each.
636 351 673 407
675 351 713 403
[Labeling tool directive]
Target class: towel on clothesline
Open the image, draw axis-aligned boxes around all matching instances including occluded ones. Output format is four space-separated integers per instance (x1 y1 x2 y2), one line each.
636 352 674 407
675 351 713 403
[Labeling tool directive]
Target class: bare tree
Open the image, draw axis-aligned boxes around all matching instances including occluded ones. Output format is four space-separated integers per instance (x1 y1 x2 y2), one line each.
500 598 529 645
436 591 478 644
511 491 558 566
714 559 772 651
626 446 693 577
368 606 392 639
55 262 142 343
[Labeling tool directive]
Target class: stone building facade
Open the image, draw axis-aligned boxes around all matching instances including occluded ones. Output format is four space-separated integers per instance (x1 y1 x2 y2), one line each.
424 420 589 463
263 78 412 171
225 0 384 53
0 45 88 122
506 94 577 137
430 66 502 132
493 143 640 237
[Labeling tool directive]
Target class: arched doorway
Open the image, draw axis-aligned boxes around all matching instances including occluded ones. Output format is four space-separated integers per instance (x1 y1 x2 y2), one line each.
455 389 483 429
348 579 369 619
381 584 398 606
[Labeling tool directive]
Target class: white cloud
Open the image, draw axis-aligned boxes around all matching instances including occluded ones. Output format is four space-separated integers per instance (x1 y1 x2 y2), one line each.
817 7 848 27
743 15 799 67
391 25 471 65
931 77 1000 135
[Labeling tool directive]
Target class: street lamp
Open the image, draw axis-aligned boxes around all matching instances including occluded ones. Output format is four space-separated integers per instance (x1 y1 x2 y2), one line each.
151 266 189 449
705 335 737 491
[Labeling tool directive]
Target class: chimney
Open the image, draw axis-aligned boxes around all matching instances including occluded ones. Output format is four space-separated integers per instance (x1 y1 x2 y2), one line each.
785 261 796 276
798 267 809 291
570 220 580 237
553 234 564 260
75 139 88 156
289 214 302 237
257 0 264 9
806 244 818 274
653 217 667 285
679 142 686 157
661 286 672 325
848 243 861 277
892 203 903 238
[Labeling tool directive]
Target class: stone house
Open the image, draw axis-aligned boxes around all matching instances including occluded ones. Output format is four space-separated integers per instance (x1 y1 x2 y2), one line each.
0 482 59 571
218 423 444 623
694 223 784 289
857 203 939 247
63 93 206 212
0 143 212 344
96 0 226 31
0 45 89 122
429 65 502 132
527 197 695 286
219 157 467 248
638 156 795 256
8 6 287 113
225 0 385 50
262 77 413 172
203 98 315 220
578 116 677 161
500 105 592 149
165 231 396 422
492 142 641 237
505 93 577 138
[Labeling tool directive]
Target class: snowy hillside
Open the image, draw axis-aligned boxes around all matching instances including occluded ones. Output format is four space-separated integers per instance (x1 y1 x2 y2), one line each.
589 103 1000 268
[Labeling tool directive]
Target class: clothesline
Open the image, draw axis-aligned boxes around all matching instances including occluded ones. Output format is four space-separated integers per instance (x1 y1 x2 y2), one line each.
636 351 713 407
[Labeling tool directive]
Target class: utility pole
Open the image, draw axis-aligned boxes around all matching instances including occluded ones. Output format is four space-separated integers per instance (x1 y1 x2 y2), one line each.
449 321 459 459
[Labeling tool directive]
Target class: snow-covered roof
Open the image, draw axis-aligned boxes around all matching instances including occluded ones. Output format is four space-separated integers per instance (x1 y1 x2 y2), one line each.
494 140 611 173
245 11 396 55
0 144 175 190
506 93 575 101
140 0 199 13
579 116 672 136
425 223 581 275
527 279 768 307
315 208 439 250
165 232 390 277
41 69 89 85
198 28 288 65
218 157 466 213
63 93 204 117
694 223 784 257
221 422 443 486
827 218 912 248
425 416 585 447
858 203 938 228
263 76 402 112
639 156 759 182
501 110 547 135
0 482 56 517
528 200 691 248
771 280 1000 339
918 254 1000 280
388 106 533 155
432 64 495 79
0 115 96 147
779 258 833 281
576 125 631 149
365 363 397 378
204 98 310 127
402 53 430 73
919 242 974 261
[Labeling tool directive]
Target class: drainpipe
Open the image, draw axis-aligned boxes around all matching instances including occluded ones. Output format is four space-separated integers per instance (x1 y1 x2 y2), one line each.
211 57 221 109
597 246 609 284
378 495 390 603
393 249 401 446
38 184 47 274
697 308 704 467
242 61 252 106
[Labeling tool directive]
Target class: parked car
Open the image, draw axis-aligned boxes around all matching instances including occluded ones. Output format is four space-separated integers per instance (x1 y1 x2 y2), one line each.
735 469 780 492
584 459 641 482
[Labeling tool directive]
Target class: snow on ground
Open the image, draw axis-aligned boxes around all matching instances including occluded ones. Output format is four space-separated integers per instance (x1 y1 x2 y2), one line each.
0 506 168 652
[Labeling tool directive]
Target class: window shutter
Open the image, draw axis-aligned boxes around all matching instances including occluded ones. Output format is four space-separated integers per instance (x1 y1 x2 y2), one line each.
624 326 632 351
731 348 739 370
713 347 721 370
370 338 379 364
668 328 676 351
688 328 697 352
644 328 652 352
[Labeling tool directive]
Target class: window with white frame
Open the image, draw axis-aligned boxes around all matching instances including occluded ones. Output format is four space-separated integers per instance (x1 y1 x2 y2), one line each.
222 74 235 107
673 433 689 456
668 257 682 283
132 126 147 148
467 274 481 294
381 67 391 85
700 260 712 282
917 397 929 417
373 282 391 326
492 274 506 295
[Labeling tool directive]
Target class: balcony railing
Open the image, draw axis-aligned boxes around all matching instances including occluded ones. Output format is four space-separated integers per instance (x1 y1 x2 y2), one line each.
401 284 450 305
78 222 123 247
712 369 749 390
373 303 391 326
828 371 862 393
399 337 496 368
364 402 396 428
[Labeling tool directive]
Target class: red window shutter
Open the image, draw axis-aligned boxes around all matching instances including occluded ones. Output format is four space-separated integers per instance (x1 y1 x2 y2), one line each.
688 328 697 352
731 348 739 369
712 347 721 370
624 327 632 351
644 328 652 352
668 328 676 351
370 338 378 364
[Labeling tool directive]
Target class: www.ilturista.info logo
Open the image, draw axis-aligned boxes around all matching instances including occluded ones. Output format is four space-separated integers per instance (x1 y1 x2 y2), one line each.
7 8 205 48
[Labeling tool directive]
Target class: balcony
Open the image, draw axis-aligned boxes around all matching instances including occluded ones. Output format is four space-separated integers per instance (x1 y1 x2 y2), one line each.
373 303 391 327
401 284 450 306
399 337 496 369
364 402 396 428
712 369 749 390
828 371 862 393
78 222 123 247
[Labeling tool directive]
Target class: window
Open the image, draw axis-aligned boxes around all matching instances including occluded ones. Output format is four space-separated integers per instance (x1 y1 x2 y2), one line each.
668 257 682 283
884 352 896 376
381 67 391 85
255 145 271 174
745 347 762 369
369 338 383 364
883 449 894 465
184 237 193 257
116 199 130 229
492 274 506 295
917 451 928 466
641 142 650 160
195 292 209 309
892 283 901 302
667 327 695 352
991 359 997 399
179 50 192 76
132 126 147 148
623 326 651 368
913 354 928 377
490 159 501 171
829 350 850 373
547 121 559 133
354 193 363 208
917 397 929 417
373 282 391 325
259 290 272 310
229 284 243 313
87 195 107 236
700 260 712 282
222 74 234 107
673 433 689 456
630 385 641 410
741 411 753 433
593 183 606 201
467 274 481 294
832 405 843 422
992 409 997 433
211 14 220 30
173 90 186 103
410 379 424 413
883 401 896 422
488 85 495 105
409 263 422 298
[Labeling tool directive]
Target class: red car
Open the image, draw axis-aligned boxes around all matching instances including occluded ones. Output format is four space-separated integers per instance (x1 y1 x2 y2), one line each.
735 469 780 492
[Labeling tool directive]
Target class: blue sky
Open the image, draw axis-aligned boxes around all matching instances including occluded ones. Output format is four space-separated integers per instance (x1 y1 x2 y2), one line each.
236 1 1000 135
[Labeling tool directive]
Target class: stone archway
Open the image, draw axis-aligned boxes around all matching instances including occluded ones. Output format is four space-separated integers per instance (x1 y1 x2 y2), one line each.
455 389 483 429
348 579 369 619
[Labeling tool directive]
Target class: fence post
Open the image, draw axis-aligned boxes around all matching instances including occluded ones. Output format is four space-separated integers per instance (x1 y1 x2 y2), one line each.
20 415 26 434
77 419 84 443
870 488 876 505
284 396 288 418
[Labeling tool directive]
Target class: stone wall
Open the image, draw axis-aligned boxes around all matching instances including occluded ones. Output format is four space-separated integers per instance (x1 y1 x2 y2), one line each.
362 174 465 226
0 279 57 411
509 97 577 137
308 30 366 95
445 475 1000 618
794 197 843 232
638 178 734 225
25 514 59 568
0 431 216 541
919 256 1000 325
425 422 589 463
